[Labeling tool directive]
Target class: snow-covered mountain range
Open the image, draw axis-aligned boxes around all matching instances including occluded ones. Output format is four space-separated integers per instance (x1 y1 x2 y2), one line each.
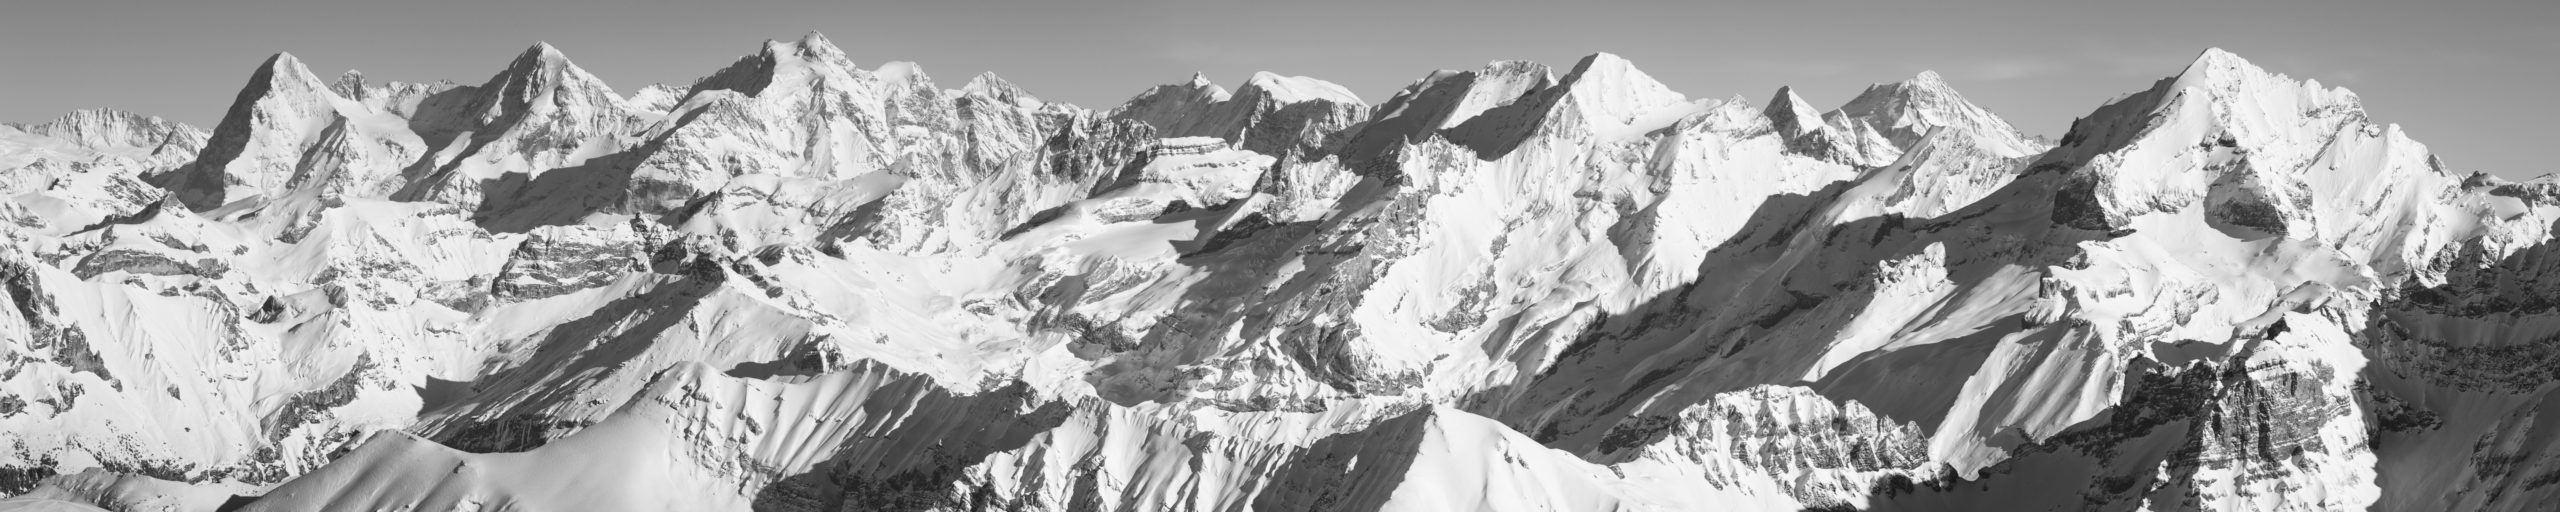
0 33 2551 511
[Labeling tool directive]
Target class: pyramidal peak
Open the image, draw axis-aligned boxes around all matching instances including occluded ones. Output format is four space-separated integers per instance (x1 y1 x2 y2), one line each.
523 41 567 62
1765 85 1828 137
2040 47 2378 181
2160 46 2361 112
471 41 623 124
1772 85 1815 108
2177 48 2254 81
258 51 333 93
1549 52 1702 140
491 42 594 85
220 50 344 119
266 51 307 74
2163 47 2266 97
1558 52 1686 114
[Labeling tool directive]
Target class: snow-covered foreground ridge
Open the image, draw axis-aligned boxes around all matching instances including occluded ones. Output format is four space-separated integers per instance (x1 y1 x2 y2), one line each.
0 33 2551 511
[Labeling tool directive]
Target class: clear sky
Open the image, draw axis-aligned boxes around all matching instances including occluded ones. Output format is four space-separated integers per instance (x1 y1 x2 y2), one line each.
5 0 2553 178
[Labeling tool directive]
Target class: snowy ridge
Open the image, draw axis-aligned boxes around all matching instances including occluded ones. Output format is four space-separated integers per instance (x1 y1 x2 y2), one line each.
0 39 2550 512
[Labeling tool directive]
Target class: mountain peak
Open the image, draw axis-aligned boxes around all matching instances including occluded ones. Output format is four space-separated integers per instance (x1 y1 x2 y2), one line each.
1770 86 1819 117
1833 67 2034 157
331 70 367 100
794 31 845 60
1160 73 1229 99
871 60 931 88
751 31 847 65
503 42 579 77
1765 85 1828 138
12 39 2523 512
1557 52 1685 123
266 51 304 72
962 71 1039 105
523 41 565 61
1572 52 1634 71
2156 47 2350 111
2044 46 2365 165
1241 71 1362 105
2168 47 2259 89
2185 47 2249 74
1561 52 1660 90
457 39 628 137
485 41 607 91
248 51 331 98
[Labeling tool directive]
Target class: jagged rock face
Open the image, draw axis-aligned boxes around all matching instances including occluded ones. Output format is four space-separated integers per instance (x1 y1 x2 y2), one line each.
0 38 2551 512
1113 71 1368 160
491 222 648 301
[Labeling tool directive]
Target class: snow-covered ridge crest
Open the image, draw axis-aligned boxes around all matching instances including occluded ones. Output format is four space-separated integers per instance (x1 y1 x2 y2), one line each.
0 37 2548 512
4 110 207 156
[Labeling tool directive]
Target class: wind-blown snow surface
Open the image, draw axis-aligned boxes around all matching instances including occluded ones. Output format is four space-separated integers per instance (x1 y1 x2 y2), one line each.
0 34 2551 511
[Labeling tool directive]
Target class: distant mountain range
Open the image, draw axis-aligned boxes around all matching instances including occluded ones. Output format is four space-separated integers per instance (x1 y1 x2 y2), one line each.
0 32 2548 511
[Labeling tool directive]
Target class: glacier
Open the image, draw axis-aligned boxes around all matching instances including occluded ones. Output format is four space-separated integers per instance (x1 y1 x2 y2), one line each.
0 32 2552 511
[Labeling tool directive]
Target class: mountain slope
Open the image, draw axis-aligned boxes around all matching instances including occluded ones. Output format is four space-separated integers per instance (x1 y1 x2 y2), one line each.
0 38 2549 512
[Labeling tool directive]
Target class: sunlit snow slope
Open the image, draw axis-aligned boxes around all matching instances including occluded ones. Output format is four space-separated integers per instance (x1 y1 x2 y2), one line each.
0 34 2550 511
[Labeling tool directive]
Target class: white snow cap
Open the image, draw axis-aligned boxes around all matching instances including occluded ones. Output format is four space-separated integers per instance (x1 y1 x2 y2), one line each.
1243 71 1362 105
793 31 846 59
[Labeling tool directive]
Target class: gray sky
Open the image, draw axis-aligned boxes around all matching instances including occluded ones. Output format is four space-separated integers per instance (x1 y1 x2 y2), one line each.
5 0 2553 178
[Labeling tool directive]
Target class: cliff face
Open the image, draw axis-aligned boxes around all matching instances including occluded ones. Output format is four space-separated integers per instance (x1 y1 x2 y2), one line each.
0 37 2549 511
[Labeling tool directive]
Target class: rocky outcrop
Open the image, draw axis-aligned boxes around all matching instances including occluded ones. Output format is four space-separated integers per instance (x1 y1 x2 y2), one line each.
0 39 2548 512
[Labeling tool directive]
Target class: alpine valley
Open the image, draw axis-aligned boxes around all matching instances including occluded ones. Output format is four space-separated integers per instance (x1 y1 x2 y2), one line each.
0 33 2550 511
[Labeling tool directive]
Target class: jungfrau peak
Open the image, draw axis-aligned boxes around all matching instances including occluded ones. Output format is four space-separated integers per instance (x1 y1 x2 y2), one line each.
0 35 2547 512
